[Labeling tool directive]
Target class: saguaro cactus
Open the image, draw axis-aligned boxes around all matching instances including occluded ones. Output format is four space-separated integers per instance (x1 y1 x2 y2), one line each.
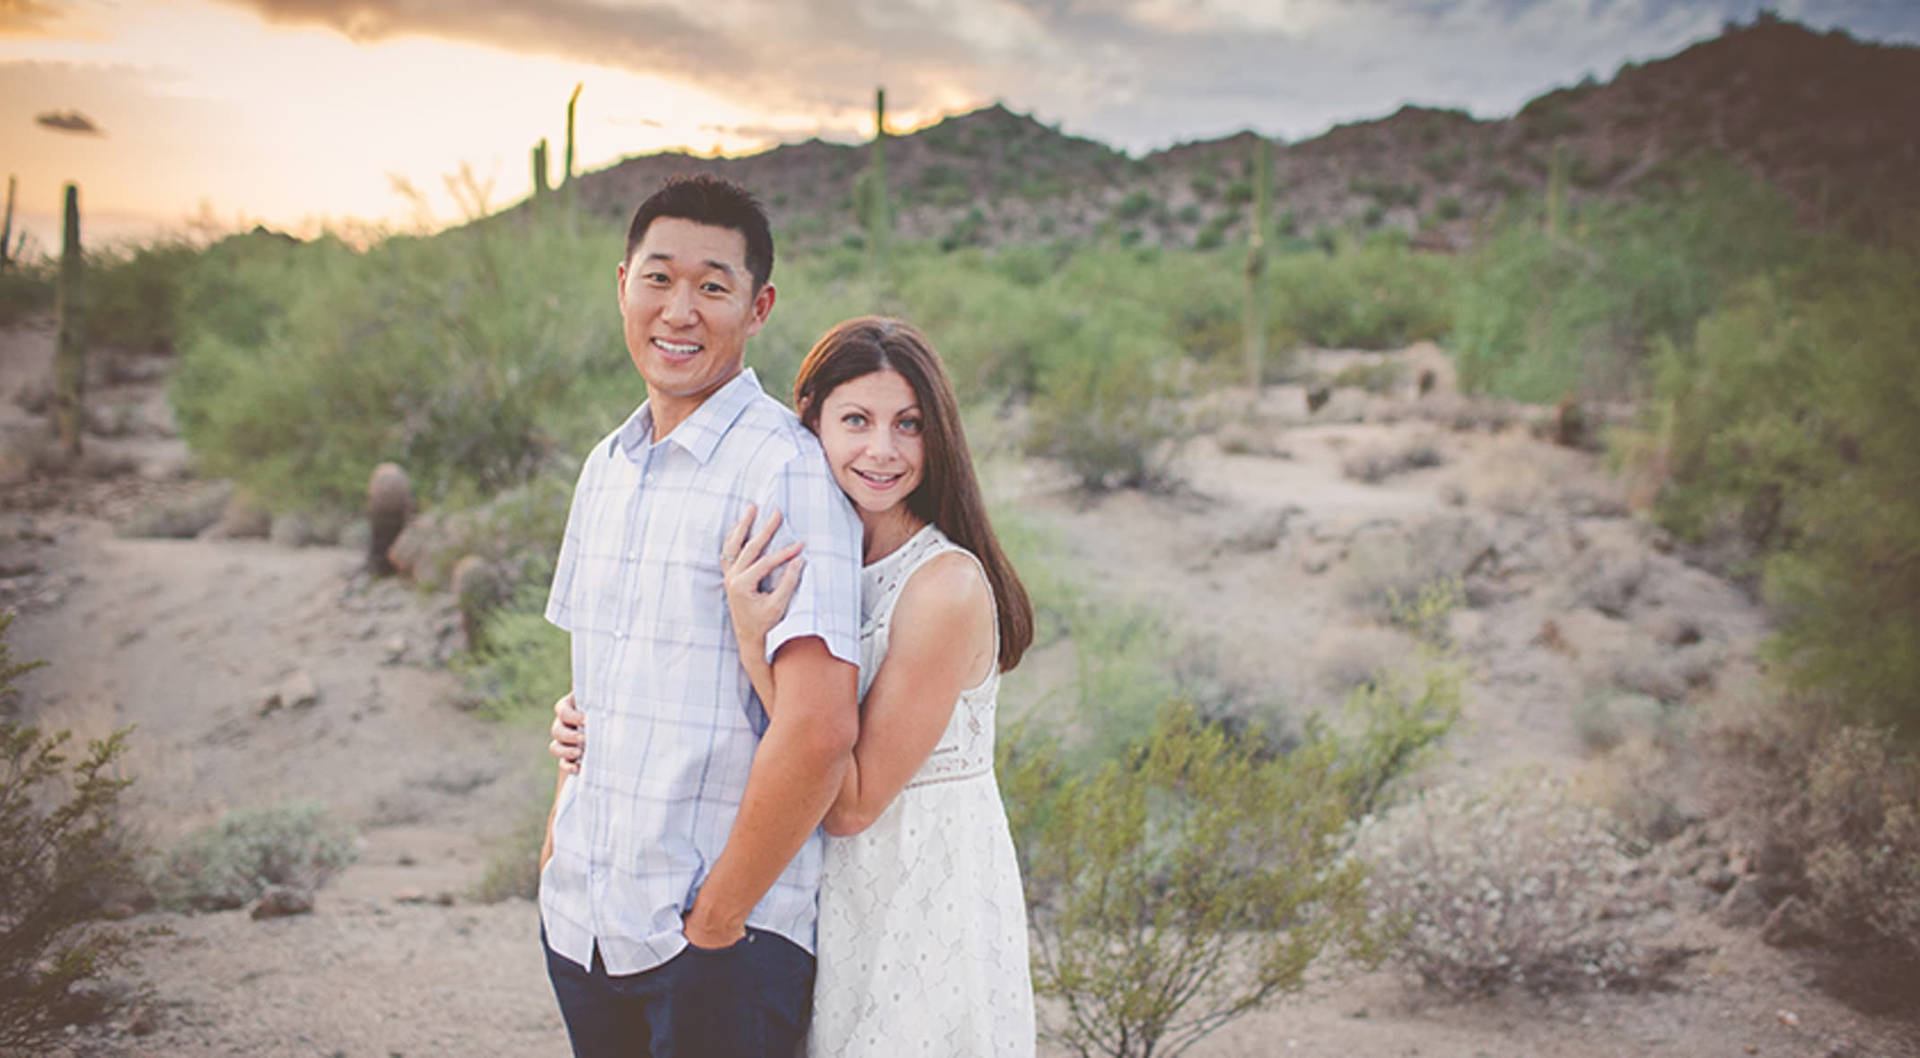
532 138 550 201
1545 140 1568 238
865 87 890 268
563 83 582 188
52 183 84 457
1 175 15 271
1243 137 1272 393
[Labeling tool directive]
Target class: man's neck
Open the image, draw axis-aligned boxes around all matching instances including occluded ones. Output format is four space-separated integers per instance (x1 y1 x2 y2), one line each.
647 369 744 443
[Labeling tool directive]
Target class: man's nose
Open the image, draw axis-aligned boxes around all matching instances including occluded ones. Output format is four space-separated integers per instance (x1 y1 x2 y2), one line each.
661 284 697 325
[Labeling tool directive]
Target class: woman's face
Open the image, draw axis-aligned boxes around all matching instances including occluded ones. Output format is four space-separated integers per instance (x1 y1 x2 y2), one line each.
813 369 926 519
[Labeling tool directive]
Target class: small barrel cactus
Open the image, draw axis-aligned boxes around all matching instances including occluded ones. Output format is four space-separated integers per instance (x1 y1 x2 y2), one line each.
451 554 502 652
366 462 413 575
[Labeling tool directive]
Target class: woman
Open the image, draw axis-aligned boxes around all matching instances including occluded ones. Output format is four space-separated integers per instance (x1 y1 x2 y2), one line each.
551 316 1036 1056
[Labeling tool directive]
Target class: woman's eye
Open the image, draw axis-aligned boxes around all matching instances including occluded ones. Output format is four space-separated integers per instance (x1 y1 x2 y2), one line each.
898 418 923 435
843 413 868 428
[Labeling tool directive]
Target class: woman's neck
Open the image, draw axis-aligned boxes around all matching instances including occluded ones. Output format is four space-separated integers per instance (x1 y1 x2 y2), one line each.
860 506 926 565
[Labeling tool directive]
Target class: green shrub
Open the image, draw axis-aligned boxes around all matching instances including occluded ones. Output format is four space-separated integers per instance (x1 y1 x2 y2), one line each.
0 257 54 325
172 218 626 515
471 793 551 904
87 241 201 351
457 586 572 722
1452 160 1804 401
0 618 144 1051
155 801 356 911
1419 144 1467 182
1329 358 1405 394
1649 238 1920 736
1434 195 1464 221
1113 190 1153 221
1266 242 1454 350
1007 705 1382 1058
1026 305 1186 491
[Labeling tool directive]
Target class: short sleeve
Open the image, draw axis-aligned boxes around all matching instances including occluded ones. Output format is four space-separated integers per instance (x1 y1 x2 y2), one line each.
756 438 862 668
544 449 596 633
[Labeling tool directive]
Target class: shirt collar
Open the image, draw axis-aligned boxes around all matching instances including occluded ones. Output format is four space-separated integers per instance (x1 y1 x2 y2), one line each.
610 368 764 466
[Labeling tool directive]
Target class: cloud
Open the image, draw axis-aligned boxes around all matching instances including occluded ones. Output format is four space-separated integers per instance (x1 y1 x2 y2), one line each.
0 0 68 38
208 0 1920 151
34 107 99 133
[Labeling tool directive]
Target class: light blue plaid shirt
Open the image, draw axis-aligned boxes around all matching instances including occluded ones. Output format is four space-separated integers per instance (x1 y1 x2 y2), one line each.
540 368 863 975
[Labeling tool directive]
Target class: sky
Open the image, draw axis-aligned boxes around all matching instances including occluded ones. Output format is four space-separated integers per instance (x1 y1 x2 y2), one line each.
3 0 1916 247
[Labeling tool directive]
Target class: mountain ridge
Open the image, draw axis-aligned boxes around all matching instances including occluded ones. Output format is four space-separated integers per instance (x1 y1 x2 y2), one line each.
543 15 1918 250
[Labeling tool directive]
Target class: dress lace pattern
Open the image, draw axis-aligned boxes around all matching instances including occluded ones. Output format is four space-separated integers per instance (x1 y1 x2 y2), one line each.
808 525 1036 1057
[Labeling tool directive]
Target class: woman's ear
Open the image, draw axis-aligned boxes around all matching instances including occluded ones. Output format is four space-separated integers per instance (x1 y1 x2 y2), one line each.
795 394 812 420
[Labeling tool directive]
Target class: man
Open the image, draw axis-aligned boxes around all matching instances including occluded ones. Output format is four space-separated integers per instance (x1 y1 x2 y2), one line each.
539 174 863 1057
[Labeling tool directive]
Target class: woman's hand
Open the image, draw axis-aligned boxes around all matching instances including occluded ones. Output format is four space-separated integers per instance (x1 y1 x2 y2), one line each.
722 504 805 658
549 691 585 774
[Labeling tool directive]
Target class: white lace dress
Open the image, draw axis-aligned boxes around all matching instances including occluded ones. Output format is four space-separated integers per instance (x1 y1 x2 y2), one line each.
808 524 1036 1057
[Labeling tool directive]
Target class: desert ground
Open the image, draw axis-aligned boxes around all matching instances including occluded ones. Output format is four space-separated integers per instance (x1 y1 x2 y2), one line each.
3 318 1914 1058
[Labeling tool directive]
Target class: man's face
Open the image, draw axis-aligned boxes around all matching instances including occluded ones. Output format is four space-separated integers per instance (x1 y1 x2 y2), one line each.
617 217 775 432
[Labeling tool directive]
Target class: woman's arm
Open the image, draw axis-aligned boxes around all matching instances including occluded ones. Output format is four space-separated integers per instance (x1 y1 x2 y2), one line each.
822 551 995 837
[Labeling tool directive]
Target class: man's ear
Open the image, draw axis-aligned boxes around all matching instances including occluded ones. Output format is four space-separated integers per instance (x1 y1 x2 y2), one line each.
746 281 777 335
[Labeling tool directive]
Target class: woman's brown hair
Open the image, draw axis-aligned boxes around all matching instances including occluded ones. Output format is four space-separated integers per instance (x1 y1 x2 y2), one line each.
793 316 1034 672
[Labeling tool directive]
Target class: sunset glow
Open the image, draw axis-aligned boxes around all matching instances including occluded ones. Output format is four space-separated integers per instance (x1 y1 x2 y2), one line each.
1 0 1912 247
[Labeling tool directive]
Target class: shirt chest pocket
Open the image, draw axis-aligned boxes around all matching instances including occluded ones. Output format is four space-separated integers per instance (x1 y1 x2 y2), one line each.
642 503 732 652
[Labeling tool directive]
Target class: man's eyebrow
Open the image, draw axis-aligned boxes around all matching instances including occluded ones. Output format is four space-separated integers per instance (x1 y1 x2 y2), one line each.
639 251 740 280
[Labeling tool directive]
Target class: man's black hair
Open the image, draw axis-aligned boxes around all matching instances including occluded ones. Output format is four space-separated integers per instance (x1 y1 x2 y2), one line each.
623 174 775 291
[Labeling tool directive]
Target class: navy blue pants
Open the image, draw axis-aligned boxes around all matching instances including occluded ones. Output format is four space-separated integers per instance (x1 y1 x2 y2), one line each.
544 926 813 1058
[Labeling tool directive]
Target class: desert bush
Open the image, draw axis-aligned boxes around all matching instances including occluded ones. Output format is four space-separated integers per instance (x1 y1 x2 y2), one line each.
1649 238 1920 737
1799 727 1920 963
1340 521 1486 626
172 217 624 515
1452 160 1803 401
87 241 201 352
154 801 356 911
1340 438 1443 484
1328 358 1405 394
1026 302 1187 491
457 586 572 723
0 256 54 325
1573 693 1670 755
1266 242 1454 351
1006 704 1382 1058
0 616 144 1051
1354 772 1680 995
471 794 551 904
1706 697 1920 995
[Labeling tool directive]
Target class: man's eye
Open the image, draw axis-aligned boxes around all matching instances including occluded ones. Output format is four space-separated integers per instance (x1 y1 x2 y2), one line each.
701 282 727 294
643 271 669 284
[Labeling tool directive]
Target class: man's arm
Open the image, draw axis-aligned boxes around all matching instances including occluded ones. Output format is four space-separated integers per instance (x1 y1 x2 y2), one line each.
540 767 566 872
682 635 857 947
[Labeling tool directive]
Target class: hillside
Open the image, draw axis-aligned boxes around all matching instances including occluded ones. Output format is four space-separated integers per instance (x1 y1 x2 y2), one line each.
538 14 1917 252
